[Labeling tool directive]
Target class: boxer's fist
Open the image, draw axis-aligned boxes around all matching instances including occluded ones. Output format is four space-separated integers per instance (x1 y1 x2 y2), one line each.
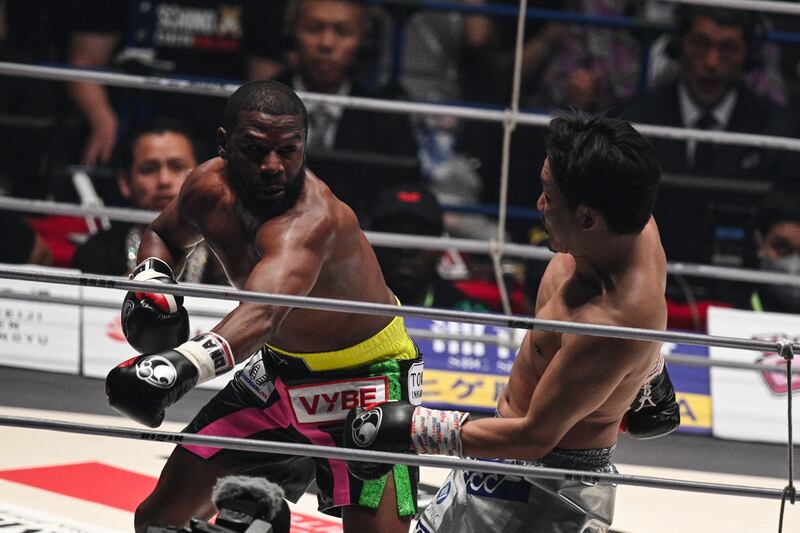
122 257 188 354
106 333 234 427
623 364 680 439
343 402 468 480
344 402 415 479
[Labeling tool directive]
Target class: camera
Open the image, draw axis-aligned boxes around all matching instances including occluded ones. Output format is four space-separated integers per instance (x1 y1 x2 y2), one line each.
146 476 291 533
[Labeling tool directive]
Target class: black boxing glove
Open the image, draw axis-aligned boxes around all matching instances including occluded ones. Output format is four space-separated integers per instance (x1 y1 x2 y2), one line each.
106 332 234 427
621 354 681 439
343 402 469 480
122 257 189 354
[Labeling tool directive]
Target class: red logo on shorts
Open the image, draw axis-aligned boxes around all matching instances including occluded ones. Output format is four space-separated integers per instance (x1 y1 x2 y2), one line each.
752 333 800 395
288 377 389 424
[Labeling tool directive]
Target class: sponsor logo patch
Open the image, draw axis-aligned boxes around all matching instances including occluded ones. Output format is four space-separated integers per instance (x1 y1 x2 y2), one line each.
408 361 424 406
463 471 531 503
239 354 274 402
288 376 388 424
350 408 383 447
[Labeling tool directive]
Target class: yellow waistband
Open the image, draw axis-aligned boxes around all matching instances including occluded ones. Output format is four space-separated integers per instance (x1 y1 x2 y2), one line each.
266 314 417 372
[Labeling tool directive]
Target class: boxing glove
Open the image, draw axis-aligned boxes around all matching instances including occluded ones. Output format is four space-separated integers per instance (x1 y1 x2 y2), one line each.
122 257 189 354
621 359 681 439
106 332 234 427
343 402 469 480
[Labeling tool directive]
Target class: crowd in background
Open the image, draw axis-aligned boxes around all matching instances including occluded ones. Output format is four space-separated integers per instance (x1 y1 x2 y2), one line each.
1 0 800 326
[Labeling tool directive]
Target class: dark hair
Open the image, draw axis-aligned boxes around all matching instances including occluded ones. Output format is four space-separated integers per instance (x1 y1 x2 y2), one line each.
755 180 800 236
544 111 661 235
224 80 308 133
667 5 763 69
115 117 200 173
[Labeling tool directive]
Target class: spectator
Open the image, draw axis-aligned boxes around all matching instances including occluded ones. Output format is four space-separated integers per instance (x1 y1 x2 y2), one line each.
622 5 800 264
0 211 54 266
459 0 567 106
368 183 528 312
399 1 502 240
623 5 797 179
645 4 789 107
71 118 225 283
749 180 800 314
66 0 289 167
530 0 643 112
665 180 800 330
278 0 422 220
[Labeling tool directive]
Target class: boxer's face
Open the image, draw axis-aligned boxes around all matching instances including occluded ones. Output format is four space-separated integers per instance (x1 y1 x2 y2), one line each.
220 111 307 219
681 16 747 107
536 158 580 253
294 0 364 92
118 132 195 211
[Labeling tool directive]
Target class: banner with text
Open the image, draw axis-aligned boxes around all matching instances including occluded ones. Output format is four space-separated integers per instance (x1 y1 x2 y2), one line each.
708 306 800 443
407 317 711 433
0 266 80 373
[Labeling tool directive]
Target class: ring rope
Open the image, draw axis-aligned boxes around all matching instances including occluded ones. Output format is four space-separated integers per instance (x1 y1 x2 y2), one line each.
1 61 800 152
659 0 800 16
4 195 800 288
387 0 800 21
0 266 795 355
0 286 793 374
0 414 786 501
490 0 529 315
778 339 796 531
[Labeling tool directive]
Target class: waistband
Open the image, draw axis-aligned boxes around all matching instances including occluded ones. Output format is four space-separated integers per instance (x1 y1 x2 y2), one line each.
493 411 614 470
265 314 417 372
533 446 615 471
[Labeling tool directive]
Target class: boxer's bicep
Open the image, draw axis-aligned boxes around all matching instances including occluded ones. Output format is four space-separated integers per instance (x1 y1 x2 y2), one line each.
211 228 326 362
138 177 205 269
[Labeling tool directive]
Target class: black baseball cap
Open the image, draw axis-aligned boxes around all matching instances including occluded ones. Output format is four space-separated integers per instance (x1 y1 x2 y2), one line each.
369 183 444 236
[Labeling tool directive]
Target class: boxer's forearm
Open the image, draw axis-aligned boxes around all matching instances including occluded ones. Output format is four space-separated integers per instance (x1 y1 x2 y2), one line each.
137 225 188 276
212 302 287 364
461 415 555 461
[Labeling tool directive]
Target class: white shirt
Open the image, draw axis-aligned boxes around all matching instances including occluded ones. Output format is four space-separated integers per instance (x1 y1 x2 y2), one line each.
678 82 738 164
294 75 351 150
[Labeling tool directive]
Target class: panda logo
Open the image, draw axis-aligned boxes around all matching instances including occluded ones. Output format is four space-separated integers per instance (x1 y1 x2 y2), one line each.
135 355 177 389
350 408 383 447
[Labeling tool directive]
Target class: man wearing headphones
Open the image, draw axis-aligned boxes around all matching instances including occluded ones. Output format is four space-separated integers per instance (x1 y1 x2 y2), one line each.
622 5 799 265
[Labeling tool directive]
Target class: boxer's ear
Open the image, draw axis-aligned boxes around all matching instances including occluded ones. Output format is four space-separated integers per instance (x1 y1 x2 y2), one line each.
578 206 596 230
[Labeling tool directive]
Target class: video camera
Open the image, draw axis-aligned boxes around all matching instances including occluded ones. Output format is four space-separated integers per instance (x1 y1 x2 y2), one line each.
146 476 291 533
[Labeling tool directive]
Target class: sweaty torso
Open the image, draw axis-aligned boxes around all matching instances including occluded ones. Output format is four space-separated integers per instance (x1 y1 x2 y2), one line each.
182 159 394 353
498 222 668 450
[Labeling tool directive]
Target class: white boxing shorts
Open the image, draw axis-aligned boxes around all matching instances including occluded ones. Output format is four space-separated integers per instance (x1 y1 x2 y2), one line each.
416 446 617 533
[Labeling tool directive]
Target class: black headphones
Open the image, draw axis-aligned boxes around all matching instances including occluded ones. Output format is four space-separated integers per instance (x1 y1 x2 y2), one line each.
664 4 766 71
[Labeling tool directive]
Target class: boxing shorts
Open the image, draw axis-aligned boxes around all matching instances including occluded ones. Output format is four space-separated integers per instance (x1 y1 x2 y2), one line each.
416 446 617 533
181 314 423 517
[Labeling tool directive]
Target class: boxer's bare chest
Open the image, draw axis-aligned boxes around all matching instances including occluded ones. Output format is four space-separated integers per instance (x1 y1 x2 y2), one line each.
196 209 261 288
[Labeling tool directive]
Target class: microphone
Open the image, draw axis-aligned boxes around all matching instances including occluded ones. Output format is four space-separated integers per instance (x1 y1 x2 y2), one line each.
211 476 291 533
